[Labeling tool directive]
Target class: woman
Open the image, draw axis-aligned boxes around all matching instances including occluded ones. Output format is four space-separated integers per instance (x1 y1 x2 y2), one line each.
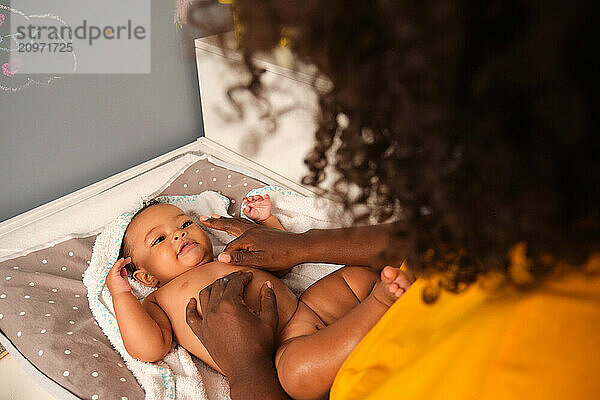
184 0 599 398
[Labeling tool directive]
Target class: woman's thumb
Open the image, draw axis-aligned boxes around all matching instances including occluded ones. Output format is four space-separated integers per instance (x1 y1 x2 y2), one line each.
218 250 262 266
259 281 279 330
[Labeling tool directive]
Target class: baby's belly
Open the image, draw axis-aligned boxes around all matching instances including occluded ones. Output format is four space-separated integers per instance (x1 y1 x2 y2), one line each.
153 262 298 372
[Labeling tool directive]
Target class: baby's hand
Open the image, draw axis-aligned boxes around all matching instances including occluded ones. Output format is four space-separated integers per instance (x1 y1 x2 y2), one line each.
106 257 132 295
242 194 272 223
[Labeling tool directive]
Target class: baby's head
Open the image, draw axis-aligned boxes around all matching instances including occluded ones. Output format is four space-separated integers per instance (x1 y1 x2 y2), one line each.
119 200 214 287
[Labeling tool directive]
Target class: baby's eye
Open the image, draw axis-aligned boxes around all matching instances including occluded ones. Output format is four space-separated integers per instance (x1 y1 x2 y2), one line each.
152 236 165 246
181 220 193 229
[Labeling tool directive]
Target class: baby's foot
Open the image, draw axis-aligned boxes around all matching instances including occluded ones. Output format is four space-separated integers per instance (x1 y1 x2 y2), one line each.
242 194 272 223
371 266 415 307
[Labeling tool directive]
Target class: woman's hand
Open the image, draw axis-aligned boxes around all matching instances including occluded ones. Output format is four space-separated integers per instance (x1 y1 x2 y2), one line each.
200 216 405 271
186 271 290 399
185 270 279 377
199 216 305 271
106 257 132 295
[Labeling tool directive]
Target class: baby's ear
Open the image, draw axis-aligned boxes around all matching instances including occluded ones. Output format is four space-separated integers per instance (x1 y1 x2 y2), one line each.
132 269 159 287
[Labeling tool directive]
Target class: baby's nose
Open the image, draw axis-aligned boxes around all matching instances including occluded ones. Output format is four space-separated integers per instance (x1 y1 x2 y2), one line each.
173 231 186 240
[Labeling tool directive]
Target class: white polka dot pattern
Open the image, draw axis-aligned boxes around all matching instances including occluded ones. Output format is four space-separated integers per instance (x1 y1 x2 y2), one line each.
0 159 267 400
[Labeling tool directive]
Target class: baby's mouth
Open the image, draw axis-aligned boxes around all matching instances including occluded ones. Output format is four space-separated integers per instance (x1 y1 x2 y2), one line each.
178 241 198 256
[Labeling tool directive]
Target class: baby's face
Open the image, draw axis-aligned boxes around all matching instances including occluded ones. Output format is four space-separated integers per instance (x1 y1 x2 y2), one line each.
125 204 213 285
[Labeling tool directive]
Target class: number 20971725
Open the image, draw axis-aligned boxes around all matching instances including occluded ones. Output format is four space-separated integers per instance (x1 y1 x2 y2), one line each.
18 42 73 52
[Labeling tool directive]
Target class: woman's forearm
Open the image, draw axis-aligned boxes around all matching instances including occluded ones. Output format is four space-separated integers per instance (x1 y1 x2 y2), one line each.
300 222 405 268
229 360 291 400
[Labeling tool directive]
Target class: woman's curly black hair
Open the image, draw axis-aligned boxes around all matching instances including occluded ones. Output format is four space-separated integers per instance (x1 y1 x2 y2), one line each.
188 0 599 301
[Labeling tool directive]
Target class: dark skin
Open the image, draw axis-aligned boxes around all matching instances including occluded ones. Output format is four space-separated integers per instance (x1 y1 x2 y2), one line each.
198 215 403 269
186 270 291 400
186 217 402 399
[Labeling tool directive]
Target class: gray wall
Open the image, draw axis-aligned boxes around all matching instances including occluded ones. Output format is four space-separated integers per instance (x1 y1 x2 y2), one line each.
0 1 219 222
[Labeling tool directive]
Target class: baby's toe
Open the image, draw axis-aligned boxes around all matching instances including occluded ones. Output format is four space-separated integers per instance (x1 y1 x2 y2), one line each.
387 282 406 297
381 266 400 284
387 281 399 294
372 280 401 307
393 271 413 291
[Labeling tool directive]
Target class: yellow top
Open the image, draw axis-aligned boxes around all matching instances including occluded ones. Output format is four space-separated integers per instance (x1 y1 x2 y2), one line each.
331 270 600 399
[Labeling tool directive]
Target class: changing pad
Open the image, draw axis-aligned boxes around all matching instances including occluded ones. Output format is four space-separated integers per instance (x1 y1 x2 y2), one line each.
0 154 267 400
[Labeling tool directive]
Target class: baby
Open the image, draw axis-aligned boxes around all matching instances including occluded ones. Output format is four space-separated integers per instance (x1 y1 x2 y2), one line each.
106 195 413 400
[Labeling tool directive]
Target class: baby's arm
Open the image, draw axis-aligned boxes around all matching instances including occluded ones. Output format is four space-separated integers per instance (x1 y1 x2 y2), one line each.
107 258 172 362
242 194 285 231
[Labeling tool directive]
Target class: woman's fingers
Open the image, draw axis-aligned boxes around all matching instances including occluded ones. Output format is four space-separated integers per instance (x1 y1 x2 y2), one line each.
259 281 278 330
185 298 202 332
198 216 256 237
198 284 212 313
202 271 252 312
222 271 253 303
218 249 265 267
206 278 226 311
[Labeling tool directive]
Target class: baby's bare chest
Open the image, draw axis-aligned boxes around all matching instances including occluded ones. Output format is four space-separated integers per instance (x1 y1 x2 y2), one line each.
151 265 298 347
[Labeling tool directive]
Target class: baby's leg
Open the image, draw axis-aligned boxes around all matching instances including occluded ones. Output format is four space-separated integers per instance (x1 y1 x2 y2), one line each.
274 266 413 400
